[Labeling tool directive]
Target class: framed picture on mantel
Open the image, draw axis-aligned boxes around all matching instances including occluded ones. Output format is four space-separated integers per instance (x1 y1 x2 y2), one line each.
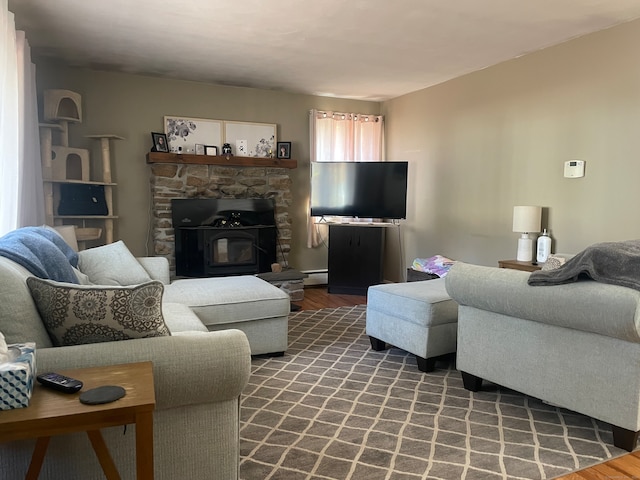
223 121 276 158
151 132 168 152
164 116 222 154
204 145 218 156
277 142 291 159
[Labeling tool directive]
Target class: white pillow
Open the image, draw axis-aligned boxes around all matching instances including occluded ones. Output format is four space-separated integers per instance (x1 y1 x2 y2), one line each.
72 266 92 284
78 241 152 286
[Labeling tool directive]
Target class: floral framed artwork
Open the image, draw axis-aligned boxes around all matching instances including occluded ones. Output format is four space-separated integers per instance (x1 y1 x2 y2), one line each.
151 132 168 152
277 142 291 159
164 116 223 153
223 121 276 158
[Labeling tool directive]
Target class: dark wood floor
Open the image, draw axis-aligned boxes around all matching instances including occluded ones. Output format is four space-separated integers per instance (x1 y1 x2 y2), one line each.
296 285 638 478
296 285 367 311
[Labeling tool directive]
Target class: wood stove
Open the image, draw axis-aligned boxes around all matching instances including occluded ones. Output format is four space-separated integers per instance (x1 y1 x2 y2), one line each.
172 198 277 277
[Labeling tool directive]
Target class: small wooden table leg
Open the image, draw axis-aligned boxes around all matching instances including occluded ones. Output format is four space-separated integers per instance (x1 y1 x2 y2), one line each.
87 430 121 480
136 411 154 479
26 437 50 480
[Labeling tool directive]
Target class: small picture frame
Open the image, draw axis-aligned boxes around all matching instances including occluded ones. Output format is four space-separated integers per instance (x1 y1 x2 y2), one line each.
151 132 168 153
195 144 205 155
204 145 218 156
277 142 291 159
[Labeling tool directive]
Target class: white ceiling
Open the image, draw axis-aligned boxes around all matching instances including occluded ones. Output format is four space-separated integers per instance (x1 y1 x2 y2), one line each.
8 0 640 101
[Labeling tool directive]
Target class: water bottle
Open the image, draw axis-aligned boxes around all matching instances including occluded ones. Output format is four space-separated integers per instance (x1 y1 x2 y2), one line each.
536 229 552 263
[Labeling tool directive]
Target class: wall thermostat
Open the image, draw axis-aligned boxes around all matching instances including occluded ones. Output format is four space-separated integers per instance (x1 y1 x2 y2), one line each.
564 160 585 178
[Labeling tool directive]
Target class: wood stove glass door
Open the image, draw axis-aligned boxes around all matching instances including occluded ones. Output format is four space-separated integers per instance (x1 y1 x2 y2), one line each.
206 230 258 274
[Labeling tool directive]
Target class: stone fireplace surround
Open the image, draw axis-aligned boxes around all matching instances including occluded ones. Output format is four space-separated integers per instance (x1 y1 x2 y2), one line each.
150 162 292 277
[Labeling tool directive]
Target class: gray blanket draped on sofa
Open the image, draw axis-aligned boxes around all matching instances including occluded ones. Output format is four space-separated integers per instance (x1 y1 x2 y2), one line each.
528 239 640 291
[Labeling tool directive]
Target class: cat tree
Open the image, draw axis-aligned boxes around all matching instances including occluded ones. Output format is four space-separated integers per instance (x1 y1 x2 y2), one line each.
39 89 123 248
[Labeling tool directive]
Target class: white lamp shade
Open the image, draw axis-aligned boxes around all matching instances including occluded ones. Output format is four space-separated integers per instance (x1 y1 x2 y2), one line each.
512 206 542 233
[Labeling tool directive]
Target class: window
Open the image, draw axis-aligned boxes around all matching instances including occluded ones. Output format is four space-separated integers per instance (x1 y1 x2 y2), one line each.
0 5 43 235
307 109 384 247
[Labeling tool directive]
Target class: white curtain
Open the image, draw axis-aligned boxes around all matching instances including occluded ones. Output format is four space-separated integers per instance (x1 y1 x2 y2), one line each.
307 109 385 248
0 0 44 236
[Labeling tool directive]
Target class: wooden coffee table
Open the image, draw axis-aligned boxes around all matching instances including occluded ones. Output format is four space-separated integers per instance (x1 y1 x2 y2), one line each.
0 361 155 479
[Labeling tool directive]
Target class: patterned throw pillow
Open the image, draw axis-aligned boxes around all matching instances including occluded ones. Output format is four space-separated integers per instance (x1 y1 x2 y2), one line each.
542 254 567 271
26 277 170 346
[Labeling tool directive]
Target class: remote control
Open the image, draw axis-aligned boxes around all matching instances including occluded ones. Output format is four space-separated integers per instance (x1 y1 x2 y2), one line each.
36 372 83 394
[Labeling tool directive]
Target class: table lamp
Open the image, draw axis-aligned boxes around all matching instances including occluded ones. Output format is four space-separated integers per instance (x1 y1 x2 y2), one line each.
512 206 542 262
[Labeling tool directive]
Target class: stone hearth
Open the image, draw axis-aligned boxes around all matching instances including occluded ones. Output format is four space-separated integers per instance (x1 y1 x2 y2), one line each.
150 163 292 276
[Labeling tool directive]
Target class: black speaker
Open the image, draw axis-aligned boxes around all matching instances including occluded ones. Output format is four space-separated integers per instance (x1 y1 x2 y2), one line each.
58 184 108 216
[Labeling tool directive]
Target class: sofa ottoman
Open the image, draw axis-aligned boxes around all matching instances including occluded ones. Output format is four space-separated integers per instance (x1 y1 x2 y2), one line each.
163 275 290 355
366 278 458 371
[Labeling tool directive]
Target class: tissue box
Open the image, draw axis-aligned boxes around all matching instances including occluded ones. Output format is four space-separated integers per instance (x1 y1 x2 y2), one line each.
0 343 36 410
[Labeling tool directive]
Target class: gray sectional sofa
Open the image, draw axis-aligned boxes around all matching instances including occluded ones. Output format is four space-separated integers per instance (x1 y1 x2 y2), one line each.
0 228 290 479
445 262 640 452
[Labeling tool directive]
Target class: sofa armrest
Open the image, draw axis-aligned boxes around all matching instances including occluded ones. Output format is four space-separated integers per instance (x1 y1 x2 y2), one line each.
36 329 251 410
445 262 640 342
137 256 171 284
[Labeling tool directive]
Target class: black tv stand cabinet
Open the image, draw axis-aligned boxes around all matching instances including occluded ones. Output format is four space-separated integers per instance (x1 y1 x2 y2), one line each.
327 224 385 295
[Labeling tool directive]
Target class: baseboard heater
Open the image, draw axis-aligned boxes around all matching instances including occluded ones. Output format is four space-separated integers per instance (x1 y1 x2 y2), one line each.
301 269 328 286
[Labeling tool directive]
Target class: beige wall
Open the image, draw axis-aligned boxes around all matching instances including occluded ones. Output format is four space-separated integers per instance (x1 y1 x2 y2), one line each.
382 19 640 277
35 62 380 272
36 18 640 281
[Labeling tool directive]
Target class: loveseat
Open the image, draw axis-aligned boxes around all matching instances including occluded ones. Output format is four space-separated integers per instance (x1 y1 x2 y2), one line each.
445 262 640 451
0 227 288 478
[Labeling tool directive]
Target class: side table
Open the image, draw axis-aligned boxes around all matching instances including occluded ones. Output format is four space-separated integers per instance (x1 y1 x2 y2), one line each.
498 259 542 272
0 361 155 480
257 268 309 308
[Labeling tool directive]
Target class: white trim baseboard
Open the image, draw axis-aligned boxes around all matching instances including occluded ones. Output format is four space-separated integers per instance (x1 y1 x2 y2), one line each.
301 269 328 286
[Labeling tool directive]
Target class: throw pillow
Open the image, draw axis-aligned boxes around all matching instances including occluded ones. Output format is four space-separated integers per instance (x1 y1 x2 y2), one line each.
26 277 170 346
72 267 92 285
41 224 80 252
542 254 567 271
50 225 79 252
78 240 152 285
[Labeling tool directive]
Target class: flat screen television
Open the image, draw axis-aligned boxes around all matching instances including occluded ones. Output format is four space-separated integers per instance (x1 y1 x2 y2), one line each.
310 161 408 219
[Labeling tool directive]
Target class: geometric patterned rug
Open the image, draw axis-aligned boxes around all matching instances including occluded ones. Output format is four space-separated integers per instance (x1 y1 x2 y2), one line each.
239 305 625 480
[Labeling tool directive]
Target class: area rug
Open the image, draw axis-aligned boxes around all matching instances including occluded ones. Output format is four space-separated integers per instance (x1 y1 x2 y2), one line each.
240 305 624 480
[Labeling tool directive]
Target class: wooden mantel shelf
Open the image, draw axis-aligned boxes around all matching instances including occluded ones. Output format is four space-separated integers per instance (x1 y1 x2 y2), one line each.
146 152 297 169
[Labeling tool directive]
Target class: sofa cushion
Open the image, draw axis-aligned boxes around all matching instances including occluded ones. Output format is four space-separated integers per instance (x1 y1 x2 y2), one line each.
161 302 208 333
26 277 170 346
78 241 152 285
163 275 290 327
0 257 53 347
136 256 171 285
